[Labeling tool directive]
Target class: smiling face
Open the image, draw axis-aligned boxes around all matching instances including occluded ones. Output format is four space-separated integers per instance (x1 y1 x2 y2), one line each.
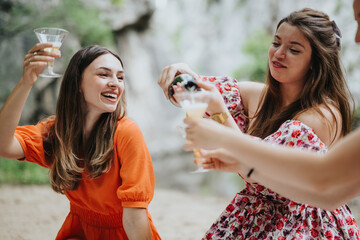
354 0 360 43
80 53 125 120
268 22 312 89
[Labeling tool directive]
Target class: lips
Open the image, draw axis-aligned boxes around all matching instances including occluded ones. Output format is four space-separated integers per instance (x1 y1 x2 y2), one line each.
101 91 119 101
272 61 286 68
102 93 117 99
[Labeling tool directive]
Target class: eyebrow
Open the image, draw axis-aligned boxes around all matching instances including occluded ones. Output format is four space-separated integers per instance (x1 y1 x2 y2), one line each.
275 35 306 49
96 67 124 74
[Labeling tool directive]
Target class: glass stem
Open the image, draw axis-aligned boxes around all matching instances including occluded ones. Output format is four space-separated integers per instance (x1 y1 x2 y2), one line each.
48 64 54 75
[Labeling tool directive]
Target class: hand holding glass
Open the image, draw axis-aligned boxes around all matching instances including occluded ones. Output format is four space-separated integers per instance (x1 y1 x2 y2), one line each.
175 90 210 173
34 27 68 78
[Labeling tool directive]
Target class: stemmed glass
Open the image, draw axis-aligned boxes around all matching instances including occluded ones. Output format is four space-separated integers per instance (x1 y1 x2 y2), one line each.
175 90 210 173
34 27 69 78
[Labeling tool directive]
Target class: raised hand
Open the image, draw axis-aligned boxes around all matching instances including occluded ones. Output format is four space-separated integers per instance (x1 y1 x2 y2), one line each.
22 43 60 86
195 80 228 115
158 63 198 99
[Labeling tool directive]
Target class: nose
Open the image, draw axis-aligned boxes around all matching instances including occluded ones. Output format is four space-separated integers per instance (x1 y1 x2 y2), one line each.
274 46 286 59
108 76 119 87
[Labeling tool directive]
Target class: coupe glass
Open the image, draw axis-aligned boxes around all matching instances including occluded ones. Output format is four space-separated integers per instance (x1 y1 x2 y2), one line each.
175 90 210 173
34 27 69 78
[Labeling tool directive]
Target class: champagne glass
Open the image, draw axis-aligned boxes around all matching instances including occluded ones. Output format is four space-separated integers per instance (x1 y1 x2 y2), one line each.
34 27 69 78
175 90 210 173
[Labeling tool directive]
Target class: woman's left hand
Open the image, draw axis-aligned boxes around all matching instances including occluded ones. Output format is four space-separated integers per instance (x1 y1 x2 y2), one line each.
196 81 228 115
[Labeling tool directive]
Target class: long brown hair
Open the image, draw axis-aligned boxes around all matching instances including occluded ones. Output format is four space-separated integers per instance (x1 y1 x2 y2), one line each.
248 8 353 141
43 45 127 194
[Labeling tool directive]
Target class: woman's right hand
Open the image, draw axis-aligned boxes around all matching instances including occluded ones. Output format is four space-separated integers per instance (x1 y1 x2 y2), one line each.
21 43 61 86
201 148 242 172
183 117 227 150
158 63 198 100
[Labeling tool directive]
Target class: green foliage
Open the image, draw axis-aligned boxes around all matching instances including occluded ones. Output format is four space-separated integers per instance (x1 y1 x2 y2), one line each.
172 26 183 54
0 3 37 37
233 29 272 82
111 0 125 8
353 106 360 130
334 0 345 15
38 0 115 47
1 0 115 47
0 158 49 184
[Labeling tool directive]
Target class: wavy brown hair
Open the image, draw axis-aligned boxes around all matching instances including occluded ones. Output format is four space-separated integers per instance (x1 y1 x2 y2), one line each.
248 8 353 141
43 45 127 194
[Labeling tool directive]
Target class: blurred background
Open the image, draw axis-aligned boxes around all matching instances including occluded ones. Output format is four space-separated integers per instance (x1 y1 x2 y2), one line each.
0 0 359 198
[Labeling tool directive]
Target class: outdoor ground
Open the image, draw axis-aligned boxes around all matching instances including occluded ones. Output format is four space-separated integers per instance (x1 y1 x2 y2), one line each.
1 185 360 240
0 185 231 240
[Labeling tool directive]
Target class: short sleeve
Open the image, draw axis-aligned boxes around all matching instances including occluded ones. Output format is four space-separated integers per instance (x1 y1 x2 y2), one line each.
263 120 328 154
115 119 155 208
14 121 49 168
200 76 248 132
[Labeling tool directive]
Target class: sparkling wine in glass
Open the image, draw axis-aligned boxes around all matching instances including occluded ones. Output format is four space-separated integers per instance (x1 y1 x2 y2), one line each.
175 90 210 173
34 27 69 78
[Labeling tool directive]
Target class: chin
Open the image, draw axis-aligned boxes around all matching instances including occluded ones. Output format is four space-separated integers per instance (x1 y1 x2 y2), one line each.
105 109 117 113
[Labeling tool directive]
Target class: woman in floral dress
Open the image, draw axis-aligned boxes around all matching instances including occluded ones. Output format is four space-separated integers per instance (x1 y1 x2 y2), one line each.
161 0 360 214
158 8 360 239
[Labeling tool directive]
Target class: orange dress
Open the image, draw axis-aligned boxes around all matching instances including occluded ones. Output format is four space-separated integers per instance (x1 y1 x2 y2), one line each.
15 117 161 240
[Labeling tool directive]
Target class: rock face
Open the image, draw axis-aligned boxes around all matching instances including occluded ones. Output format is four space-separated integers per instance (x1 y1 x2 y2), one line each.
0 0 359 197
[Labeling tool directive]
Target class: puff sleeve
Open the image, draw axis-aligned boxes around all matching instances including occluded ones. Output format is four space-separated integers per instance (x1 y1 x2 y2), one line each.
263 120 328 154
14 120 50 168
115 119 155 208
200 76 248 132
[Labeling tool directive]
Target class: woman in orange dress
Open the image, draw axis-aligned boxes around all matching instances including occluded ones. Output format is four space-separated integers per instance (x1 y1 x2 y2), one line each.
0 44 160 239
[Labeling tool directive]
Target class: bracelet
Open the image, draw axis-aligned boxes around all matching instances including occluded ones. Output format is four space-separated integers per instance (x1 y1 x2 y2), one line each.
210 111 229 124
247 168 254 178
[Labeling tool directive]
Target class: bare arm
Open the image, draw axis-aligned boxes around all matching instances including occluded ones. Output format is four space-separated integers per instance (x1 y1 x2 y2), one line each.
185 118 360 195
0 43 58 159
242 165 360 211
200 143 360 210
123 207 152 240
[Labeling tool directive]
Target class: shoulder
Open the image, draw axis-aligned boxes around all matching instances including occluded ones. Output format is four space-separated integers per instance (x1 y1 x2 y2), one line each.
294 104 342 147
115 117 145 141
237 81 266 115
237 81 265 95
116 117 142 134
114 117 150 155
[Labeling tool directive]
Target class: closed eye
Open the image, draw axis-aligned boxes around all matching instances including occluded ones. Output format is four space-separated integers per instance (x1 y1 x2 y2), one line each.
272 42 280 47
290 48 300 54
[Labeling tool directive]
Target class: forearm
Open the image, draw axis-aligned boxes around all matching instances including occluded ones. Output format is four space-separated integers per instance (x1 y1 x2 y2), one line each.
218 128 329 191
249 168 360 210
223 128 360 193
0 79 32 157
123 207 152 240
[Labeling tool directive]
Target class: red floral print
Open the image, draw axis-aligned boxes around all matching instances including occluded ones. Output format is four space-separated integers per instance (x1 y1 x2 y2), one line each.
277 221 284 230
311 229 319 238
326 230 334 239
287 141 295 147
291 129 301 138
274 131 282 138
308 132 314 141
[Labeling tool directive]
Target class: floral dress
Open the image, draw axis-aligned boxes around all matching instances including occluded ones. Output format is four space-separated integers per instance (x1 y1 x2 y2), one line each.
199 76 360 240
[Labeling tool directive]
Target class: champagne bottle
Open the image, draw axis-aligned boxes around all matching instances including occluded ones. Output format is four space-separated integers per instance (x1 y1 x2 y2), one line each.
168 74 200 106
